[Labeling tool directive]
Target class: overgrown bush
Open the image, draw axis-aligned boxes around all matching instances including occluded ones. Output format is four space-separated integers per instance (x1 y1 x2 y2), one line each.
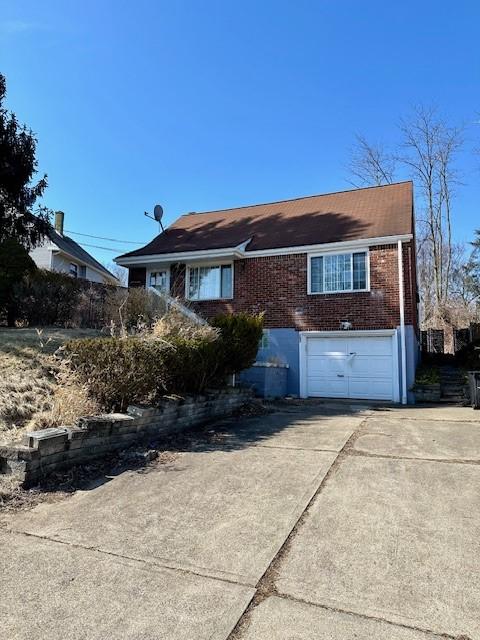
14 270 82 326
10 270 165 330
66 311 264 410
65 337 169 410
104 287 167 332
212 312 264 373
150 311 219 341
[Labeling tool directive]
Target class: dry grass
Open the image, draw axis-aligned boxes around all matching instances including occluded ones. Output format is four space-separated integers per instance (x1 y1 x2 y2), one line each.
149 311 219 342
0 327 101 445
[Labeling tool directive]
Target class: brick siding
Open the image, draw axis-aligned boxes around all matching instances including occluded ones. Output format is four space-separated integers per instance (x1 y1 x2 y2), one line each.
165 241 418 331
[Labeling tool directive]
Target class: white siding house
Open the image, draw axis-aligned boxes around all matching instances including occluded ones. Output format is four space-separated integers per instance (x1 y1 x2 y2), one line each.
30 211 119 286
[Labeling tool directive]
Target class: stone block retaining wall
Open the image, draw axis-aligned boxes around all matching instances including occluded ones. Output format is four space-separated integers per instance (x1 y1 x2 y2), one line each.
0 388 251 486
414 383 441 403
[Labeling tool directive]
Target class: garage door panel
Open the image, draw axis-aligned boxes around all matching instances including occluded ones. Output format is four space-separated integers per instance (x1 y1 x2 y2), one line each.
307 376 348 398
347 337 392 356
349 356 393 377
307 339 348 356
308 356 346 376
349 377 393 400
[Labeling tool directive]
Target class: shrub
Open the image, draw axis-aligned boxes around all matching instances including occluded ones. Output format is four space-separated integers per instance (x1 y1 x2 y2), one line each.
13 269 81 326
66 312 264 411
162 337 225 393
211 312 264 373
66 337 169 411
414 364 440 385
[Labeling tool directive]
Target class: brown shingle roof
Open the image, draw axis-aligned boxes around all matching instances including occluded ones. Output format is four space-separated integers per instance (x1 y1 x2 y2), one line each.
118 181 413 259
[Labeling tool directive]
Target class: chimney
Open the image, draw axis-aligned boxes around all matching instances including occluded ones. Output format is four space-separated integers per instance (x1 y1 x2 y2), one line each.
55 211 65 235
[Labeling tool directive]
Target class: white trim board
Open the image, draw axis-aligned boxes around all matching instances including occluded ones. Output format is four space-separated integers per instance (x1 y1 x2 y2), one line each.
115 234 413 266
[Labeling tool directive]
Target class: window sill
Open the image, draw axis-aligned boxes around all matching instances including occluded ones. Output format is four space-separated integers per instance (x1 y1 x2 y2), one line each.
187 297 234 302
307 289 370 296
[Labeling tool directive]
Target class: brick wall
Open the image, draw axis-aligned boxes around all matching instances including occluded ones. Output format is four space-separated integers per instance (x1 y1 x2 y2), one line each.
0 388 251 486
165 242 418 331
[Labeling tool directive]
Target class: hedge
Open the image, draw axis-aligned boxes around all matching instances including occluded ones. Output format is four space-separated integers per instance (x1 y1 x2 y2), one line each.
66 312 264 411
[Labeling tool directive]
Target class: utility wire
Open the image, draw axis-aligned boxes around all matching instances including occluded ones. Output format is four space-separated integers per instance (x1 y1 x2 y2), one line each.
78 242 128 253
65 229 144 245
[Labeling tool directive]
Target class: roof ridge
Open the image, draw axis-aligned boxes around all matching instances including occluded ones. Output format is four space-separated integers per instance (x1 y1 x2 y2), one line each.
180 181 413 217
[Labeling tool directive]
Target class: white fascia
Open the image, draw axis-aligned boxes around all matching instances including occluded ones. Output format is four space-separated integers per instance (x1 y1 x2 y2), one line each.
115 234 412 266
115 239 252 266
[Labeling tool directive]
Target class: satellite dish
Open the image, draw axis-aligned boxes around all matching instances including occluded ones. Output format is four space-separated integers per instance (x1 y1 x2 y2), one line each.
153 204 163 222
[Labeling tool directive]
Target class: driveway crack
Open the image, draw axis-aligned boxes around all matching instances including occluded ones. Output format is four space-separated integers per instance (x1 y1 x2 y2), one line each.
6 528 253 588
227 415 371 639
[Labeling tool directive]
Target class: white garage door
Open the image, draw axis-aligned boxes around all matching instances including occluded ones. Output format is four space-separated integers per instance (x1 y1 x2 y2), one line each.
304 334 396 401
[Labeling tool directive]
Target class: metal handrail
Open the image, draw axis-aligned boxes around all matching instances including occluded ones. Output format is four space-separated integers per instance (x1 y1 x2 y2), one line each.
148 286 207 326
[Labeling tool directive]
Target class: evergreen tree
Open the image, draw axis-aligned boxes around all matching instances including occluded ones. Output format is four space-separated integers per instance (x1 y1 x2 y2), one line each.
0 73 50 249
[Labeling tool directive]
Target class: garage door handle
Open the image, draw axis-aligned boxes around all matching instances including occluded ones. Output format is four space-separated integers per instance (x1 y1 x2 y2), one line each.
349 352 357 356
337 374 344 377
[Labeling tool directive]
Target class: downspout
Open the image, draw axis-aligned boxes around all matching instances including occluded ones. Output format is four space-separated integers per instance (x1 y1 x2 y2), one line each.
397 240 407 405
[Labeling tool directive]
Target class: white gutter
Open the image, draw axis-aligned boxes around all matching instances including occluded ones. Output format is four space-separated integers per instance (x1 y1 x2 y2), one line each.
115 234 413 266
397 240 407 405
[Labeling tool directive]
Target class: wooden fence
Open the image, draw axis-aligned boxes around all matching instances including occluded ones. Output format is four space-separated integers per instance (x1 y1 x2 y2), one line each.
421 323 480 355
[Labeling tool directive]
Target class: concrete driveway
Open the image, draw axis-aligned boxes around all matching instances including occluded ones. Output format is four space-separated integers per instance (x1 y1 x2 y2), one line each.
1 402 479 639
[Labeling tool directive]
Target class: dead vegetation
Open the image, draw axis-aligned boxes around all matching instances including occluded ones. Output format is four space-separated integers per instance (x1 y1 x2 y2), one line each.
0 327 100 444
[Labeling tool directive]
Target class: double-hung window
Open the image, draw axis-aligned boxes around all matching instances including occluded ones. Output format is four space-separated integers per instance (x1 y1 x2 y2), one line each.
187 264 233 300
309 251 368 294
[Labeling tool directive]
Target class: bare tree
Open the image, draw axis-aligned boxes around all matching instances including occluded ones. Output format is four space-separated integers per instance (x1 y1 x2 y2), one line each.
348 135 396 187
104 262 128 287
348 106 464 326
398 106 463 318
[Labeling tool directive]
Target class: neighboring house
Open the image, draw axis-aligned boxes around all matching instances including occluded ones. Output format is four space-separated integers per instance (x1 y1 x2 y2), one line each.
30 211 119 285
116 182 419 403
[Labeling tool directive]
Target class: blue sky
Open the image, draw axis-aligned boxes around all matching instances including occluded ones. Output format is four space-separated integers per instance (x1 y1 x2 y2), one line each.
1 0 479 265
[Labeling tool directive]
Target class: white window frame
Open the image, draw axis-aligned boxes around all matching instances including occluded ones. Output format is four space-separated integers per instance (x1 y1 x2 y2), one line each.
185 262 234 301
146 267 170 293
307 248 370 295
69 262 78 278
